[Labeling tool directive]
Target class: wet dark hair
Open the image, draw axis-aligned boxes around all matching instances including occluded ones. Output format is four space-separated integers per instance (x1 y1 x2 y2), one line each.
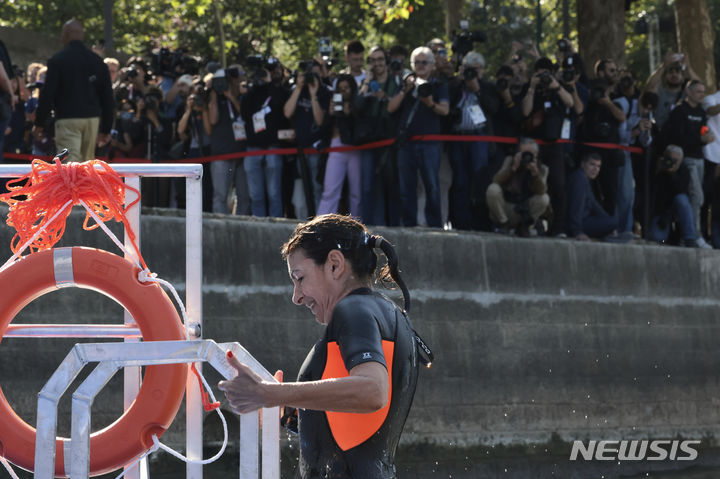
281 214 411 312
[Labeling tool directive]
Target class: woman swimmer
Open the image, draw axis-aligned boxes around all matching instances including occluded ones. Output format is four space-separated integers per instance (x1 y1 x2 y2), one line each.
219 213 430 478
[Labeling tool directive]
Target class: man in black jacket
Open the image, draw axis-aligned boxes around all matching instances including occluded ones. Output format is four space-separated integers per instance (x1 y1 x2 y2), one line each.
662 80 715 247
33 19 114 163
649 145 701 247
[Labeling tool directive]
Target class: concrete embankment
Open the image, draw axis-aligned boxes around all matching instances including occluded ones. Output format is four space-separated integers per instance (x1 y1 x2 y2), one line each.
2 207 720 477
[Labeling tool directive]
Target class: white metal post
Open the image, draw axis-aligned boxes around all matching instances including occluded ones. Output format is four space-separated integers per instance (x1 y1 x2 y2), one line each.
186 171 204 479
123 176 147 479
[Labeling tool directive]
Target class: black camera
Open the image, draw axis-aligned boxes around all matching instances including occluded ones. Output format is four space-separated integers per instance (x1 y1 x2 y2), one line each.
212 74 229 94
247 55 264 69
417 82 433 98
463 67 478 81
659 152 676 171
191 87 208 108
589 85 606 103
538 71 553 88
227 67 241 79
557 39 569 52
562 68 575 83
521 151 535 166
389 59 403 72
266 57 280 70
151 47 196 79
619 75 634 92
451 20 486 58
496 77 509 90
126 66 139 80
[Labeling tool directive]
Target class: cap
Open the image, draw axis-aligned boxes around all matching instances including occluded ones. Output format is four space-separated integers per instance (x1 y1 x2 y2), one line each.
206 61 221 74
176 74 194 87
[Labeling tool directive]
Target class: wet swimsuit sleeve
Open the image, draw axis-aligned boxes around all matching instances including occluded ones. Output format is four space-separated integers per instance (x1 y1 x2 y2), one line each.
331 297 387 372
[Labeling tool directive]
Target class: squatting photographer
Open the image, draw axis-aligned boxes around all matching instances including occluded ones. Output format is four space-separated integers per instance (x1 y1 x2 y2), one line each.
486 137 550 237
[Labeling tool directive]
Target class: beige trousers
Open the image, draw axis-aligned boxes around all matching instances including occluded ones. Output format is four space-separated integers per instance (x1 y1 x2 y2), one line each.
486 183 550 227
54 117 100 163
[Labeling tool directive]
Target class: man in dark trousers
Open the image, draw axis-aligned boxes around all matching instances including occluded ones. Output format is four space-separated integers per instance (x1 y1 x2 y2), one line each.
662 80 715 247
567 152 618 241
34 19 114 163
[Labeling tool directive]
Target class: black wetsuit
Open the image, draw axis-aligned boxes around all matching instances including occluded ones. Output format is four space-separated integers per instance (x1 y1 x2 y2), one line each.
295 288 419 479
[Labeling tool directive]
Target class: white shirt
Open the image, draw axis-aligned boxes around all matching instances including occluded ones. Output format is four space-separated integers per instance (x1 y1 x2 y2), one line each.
702 91 720 164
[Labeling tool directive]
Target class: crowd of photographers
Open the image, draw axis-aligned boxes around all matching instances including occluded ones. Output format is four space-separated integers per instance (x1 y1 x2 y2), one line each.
4 34 720 248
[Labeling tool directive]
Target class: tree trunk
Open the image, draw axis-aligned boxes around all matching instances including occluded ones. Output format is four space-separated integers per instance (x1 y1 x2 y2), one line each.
212 0 227 68
675 0 716 92
445 0 463 39
576 0 626 78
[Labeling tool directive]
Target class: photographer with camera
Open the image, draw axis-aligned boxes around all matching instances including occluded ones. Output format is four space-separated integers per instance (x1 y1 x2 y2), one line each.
613 69 642 239
567 152 618 241
445 51 499 230
486 137 549 237
428 38 455 84
284 60 331 217
645 51 701 130
339 40 366 86
661 79 715 248
241 59 291 218
579 60 626 235
316 74 362 217
521 57 573 236
649 145 701 247
207 67 250 214
387 46 449 228
178 80 212 211
354 46 402 226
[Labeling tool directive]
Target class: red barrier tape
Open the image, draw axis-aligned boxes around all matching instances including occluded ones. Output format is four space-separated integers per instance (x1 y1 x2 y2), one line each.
2 134 644 164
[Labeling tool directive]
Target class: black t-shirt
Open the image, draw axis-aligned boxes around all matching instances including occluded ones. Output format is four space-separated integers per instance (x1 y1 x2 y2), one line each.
295 288 419 479
241 82 291 147
663 101 707 159
210 94 244 155
292 85 331 148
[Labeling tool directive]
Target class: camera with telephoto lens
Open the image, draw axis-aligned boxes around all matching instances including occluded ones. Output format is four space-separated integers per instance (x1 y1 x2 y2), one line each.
451 19 486 58
521 151 535 166
496 77 509 90
463 67 478 81
562 68 575 83
417 81 433 98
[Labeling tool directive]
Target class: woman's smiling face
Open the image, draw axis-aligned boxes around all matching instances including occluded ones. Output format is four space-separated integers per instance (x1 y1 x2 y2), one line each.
287 249 339 325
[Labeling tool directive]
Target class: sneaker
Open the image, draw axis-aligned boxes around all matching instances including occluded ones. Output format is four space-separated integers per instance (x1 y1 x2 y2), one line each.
695 237 712 249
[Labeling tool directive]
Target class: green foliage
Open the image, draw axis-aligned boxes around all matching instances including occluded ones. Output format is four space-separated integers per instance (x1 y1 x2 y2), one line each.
0 0 715 85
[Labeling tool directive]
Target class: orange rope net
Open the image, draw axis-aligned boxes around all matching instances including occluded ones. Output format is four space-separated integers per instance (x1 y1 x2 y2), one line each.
0 154 147 269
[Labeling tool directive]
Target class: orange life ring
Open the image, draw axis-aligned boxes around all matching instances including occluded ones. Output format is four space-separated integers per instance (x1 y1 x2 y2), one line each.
0 246 188 477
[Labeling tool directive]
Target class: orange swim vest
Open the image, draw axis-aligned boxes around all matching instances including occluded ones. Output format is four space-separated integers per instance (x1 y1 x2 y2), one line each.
321 340 394 451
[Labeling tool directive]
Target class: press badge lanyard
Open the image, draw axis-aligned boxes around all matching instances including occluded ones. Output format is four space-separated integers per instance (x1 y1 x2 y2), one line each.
252 96 271 133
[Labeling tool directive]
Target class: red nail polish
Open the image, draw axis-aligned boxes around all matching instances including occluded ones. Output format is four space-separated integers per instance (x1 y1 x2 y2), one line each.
227 351 234 359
